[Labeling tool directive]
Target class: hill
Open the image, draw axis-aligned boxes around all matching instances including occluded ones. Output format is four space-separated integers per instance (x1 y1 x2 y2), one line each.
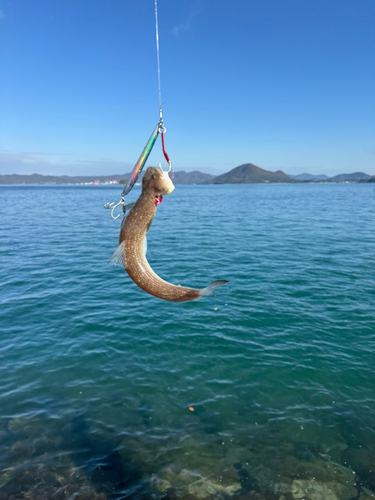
208 163 295 184
172 170 215 184
329 172 370 182
2 168 373 186
290 173 328 181
0 173 125 185
0 169 214 185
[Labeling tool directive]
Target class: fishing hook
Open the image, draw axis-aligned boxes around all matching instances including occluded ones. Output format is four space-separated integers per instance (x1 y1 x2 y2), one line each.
103 197 125 220
158 162 173 174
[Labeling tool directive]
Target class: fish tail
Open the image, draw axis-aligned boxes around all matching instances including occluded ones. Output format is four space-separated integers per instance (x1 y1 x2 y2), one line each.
199 280 228 297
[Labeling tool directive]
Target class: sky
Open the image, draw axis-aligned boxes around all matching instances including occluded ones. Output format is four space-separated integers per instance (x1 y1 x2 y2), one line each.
0 0 374 177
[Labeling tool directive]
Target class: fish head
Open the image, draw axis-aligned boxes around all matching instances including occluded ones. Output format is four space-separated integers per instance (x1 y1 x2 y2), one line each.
142 166 175 195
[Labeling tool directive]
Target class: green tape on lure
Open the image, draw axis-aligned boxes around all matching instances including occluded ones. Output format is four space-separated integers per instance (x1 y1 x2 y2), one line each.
121 120 163 198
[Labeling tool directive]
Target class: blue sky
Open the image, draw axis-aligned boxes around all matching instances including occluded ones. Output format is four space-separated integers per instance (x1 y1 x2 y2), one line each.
0 0 374 176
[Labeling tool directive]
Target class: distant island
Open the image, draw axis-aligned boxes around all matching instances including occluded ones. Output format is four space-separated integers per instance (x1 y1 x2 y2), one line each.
0 170 214 186
0 164 374 185
290 171 371 182
206 164 373 184
290 173 329 181
207 164 296 184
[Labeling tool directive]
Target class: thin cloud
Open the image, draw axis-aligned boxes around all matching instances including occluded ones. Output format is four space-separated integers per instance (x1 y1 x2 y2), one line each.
0 150 133 176
0 150 66 164
172 6 200 37
0 10 5 19
172 15 194 36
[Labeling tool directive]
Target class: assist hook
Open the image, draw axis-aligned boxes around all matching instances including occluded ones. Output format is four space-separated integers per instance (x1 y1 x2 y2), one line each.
158 119 174 178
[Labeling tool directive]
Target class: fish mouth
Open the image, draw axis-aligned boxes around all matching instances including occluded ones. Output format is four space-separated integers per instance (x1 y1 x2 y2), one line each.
158 170 175 195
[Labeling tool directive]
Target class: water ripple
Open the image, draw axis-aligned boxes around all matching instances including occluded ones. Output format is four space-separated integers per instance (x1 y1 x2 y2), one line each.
1 184 375 498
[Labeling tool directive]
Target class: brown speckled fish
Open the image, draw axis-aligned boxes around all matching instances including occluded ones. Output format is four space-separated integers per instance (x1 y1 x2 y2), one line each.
110 166 228 302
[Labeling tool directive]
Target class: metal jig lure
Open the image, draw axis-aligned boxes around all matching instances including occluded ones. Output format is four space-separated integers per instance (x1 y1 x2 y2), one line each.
104 0 172 220
104 114 172 220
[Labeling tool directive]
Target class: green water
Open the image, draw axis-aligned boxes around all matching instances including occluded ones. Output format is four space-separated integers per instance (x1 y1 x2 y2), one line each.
0 184 374 500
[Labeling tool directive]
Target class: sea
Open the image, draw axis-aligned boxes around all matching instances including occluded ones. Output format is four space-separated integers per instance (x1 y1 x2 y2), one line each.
0 183 374 500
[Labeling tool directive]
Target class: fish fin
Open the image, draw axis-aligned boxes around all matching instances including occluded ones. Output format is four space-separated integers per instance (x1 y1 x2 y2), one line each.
143 236 147 256
108 241 127 267
124 202 135 215
200 280 228 297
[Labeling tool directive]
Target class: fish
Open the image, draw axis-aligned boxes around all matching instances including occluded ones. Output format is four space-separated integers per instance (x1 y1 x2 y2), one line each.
110 166 228 302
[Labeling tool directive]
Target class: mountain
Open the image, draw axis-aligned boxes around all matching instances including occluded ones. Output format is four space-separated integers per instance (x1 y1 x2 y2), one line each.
124 169 215 185
2 168 373 186
290 173 328 181
0 173 125 185
0 169 214 185
329 172 371 182
208 163 296 184
289 172 373 182
172 170 215 184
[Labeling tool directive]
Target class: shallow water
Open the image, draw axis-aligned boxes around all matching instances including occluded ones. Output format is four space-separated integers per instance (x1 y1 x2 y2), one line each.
0 183 374 500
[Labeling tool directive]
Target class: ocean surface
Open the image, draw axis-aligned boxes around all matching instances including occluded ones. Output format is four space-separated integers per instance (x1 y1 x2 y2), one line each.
0 183 374 500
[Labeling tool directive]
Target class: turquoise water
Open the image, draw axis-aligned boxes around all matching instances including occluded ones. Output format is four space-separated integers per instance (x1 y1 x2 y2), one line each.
0 184 374 500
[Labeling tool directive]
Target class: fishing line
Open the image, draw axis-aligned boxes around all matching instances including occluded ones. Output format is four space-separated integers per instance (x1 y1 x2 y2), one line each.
154 0 162 115
104 0 172 218
154 0 174 178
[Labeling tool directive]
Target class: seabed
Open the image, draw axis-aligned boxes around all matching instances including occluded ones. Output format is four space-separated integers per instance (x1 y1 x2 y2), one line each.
1 412 374 500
